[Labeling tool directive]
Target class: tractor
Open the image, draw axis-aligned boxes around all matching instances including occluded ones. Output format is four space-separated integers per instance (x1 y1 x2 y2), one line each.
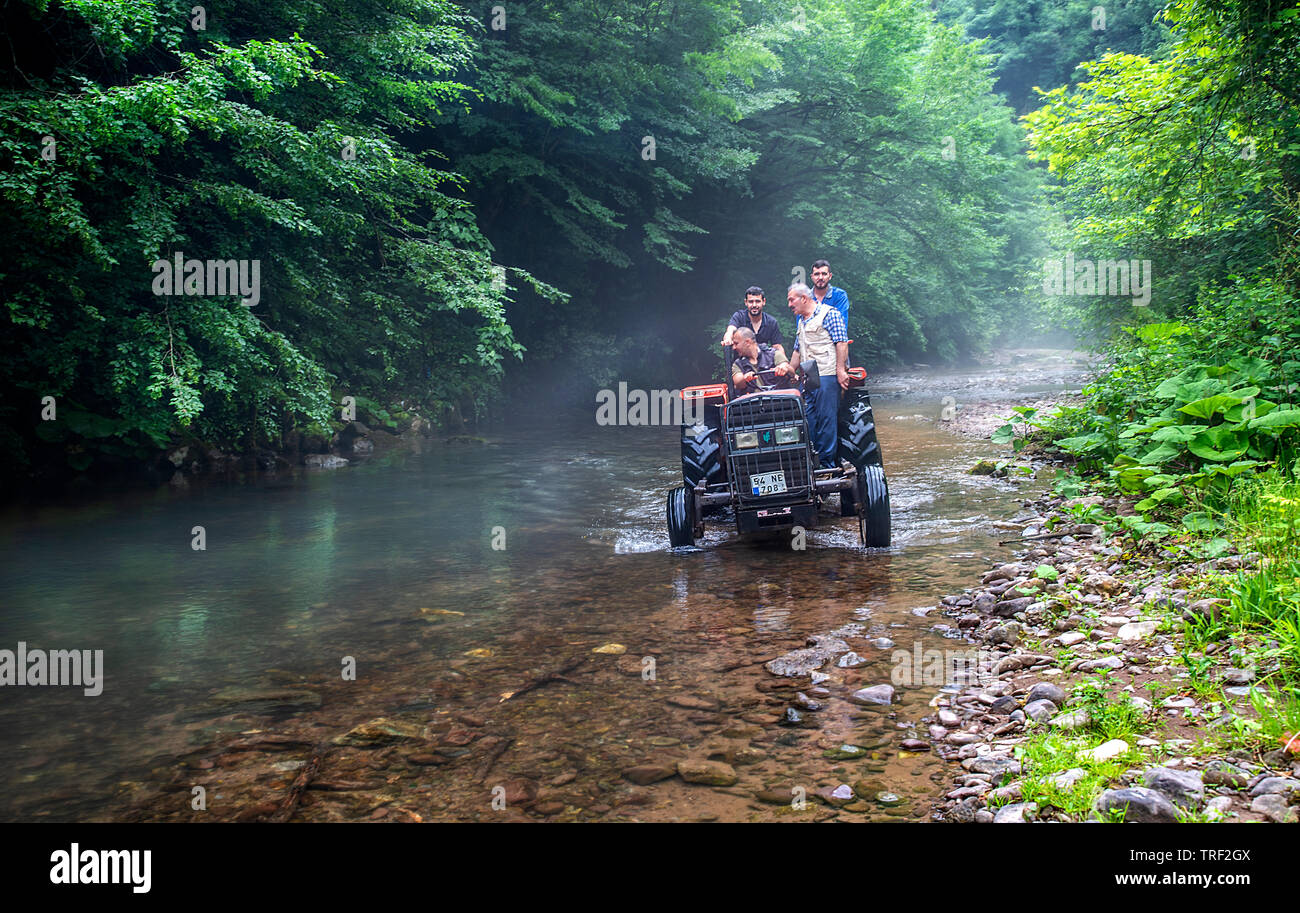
666 348 890 548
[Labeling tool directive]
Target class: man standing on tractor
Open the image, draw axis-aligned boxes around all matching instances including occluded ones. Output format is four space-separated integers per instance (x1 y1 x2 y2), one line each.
788 282 849 468
720 286 786 361
809 259 850 326
730 327 795 394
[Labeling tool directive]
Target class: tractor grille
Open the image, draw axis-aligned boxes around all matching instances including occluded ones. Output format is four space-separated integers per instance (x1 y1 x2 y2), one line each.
725 394 811 505
726 395 803 432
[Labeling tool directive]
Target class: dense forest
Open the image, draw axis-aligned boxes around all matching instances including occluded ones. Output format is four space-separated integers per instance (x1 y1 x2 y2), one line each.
1 0 1296 485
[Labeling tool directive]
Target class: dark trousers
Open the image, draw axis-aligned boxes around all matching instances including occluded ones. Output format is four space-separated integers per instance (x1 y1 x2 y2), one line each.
806 375 840 467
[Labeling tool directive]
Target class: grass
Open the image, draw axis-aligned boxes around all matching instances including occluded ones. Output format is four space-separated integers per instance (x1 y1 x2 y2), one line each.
996 677 1154 818
1222 474 1300 683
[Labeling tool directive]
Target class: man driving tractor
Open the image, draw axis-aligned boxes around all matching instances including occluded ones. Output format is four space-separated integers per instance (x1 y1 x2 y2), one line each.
730 327 796 394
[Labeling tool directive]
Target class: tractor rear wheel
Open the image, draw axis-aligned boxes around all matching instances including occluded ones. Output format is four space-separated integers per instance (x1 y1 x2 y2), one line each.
838 388 883 469
667 485 696 547
681 413 724 489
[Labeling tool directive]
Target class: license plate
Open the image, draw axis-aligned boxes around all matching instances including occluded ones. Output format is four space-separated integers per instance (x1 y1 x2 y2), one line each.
750 471 787 496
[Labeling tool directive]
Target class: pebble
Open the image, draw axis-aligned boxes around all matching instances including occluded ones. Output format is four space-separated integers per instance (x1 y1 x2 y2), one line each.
837 652 869 669
1050 709 1091 730
849 685 895 706
1078 739 1128 763
993 801 1037 823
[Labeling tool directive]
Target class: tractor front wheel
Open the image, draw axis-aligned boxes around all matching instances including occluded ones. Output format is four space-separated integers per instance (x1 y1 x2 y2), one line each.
667 485 697 547
860 464 891 547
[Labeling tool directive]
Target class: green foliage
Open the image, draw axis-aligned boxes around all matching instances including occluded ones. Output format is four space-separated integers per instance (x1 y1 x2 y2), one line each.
0 0 545 475
936 0 1171 113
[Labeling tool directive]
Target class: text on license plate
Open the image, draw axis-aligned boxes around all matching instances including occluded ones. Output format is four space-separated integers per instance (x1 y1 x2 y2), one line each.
750 471 787 496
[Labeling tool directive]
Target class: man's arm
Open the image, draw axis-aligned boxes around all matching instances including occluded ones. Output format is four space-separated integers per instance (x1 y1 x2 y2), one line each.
721 310 745 345
732 361 754 392
836 341 849 389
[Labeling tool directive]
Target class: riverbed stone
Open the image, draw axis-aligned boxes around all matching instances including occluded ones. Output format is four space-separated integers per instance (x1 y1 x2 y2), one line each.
817 784 856 806
837 651 869 668
1051 768 1087 790
1023 699 1058 724
849 685 894 706
964 757 1021 777
622 764 678 785
1078 656 1124 672
823 744 868 760
986 624 1020 646
1249 776 1300 797
764 635 851 677
792 692 824 712
1118 620 1158 642
1203 761 1249 789
677 759 738 787
1050 708 1090 730
1142 766 1204 808
992 597 1034 617
333 717 427 746
1026 682 1067 706
993 801 1037 823
1095 787 1179 823
1251 794 1297 823
1078 739 1129 763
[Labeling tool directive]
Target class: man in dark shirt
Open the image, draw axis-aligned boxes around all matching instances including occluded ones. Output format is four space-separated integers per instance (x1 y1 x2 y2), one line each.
721 286 786 361
731 327 795 394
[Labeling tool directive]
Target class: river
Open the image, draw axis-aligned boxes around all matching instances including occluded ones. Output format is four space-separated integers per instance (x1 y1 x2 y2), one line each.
0 351 1089 821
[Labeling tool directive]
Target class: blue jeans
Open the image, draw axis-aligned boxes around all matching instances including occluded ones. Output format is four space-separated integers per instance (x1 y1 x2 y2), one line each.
805 375 840 467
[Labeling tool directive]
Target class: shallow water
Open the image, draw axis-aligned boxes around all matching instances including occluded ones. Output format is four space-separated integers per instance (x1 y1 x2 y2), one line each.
0 363 1080 822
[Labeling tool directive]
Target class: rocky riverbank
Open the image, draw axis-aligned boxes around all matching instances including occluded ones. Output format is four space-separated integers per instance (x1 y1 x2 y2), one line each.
919 485 1297 823
153 416 442 488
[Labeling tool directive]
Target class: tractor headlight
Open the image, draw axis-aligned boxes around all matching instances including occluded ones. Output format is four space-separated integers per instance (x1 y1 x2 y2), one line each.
734 432 759 450
774 426 800 444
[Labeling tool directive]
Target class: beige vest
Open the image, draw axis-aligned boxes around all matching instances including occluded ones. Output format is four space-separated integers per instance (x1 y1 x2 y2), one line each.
797 303 838 377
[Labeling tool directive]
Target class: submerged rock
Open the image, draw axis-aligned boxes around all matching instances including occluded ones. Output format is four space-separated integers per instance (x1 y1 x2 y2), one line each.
677 759 738 787
848 684 895 706
764 635 850 677
333 717 428 746
209 686 321 713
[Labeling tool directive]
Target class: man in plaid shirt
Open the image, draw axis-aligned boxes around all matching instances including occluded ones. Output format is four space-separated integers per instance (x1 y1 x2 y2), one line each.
788 283 849 468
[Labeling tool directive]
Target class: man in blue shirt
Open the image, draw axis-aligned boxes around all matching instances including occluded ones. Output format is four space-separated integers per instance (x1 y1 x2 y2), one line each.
810 259 850 326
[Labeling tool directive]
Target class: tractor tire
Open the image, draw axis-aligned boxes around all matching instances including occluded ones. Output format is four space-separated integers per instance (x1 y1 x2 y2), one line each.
861 464 891 547
681 413 725 489
838 387 884 470
667 485 696 547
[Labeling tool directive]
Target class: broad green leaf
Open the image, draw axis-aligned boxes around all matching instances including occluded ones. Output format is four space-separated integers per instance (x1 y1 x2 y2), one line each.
1248 408 1300 430
1139 442 1182 464
1178 394 1243 419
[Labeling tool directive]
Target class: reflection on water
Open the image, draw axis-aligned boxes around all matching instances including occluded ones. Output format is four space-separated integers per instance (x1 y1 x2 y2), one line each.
0 390 1043 821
